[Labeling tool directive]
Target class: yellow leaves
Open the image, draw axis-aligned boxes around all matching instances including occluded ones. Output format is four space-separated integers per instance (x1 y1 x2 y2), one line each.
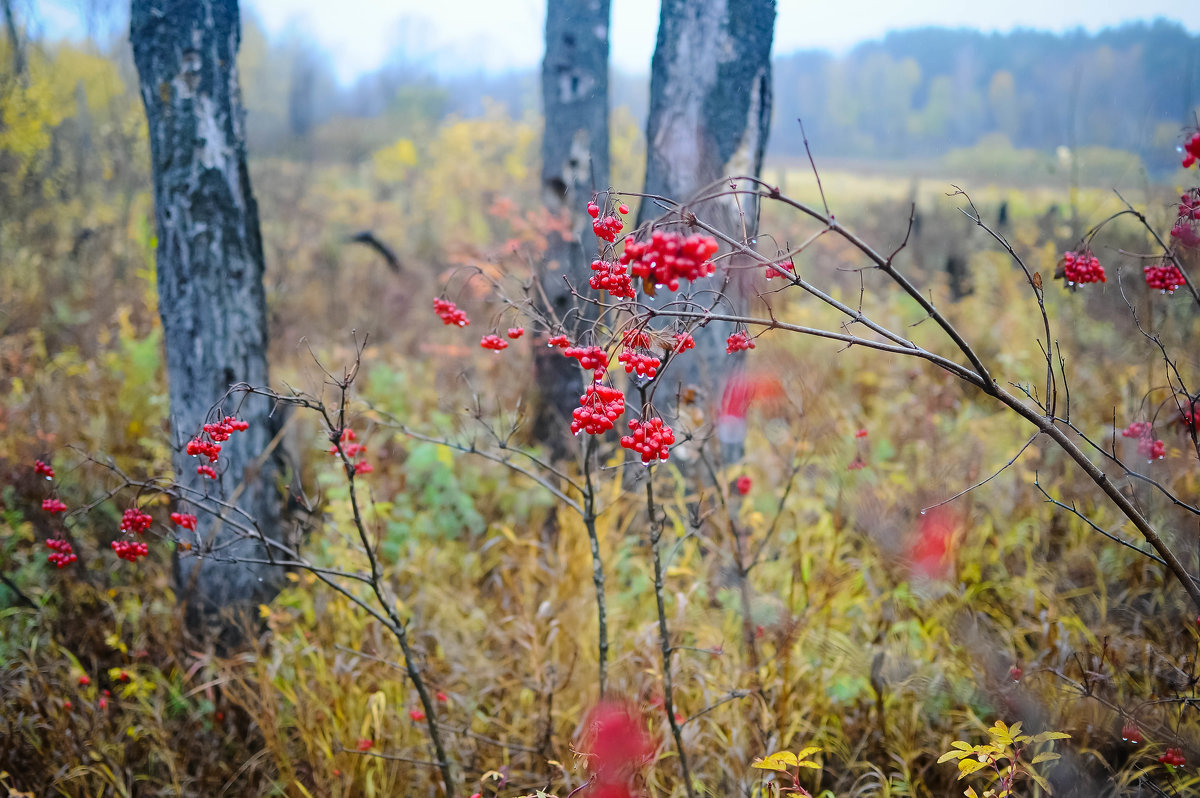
752 745 822 773
939 721 1069 797
371 137 418 182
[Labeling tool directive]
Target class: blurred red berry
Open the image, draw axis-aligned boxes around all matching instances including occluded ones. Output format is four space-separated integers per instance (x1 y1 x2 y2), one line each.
34 459 54 479
356 738 373 751
42 498 67 513
736 475 752 495
409 709 426 722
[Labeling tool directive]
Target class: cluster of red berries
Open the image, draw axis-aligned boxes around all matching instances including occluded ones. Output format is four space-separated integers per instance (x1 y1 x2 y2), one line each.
620 231 719 292
170 512 197 531
507 327 524 339
618 348 660 379
1170 189 1200 249
1122 421 1166 461
1182 131 1200 168
726 331 756 353
480 334 509 351
1144 262 1186 293
587 201 627 243
328 428 365 458
620 417 675 464
34 459 54 479
120 508 153 534
409 709 427 722
571 382 626 436
433 297 470 327
186 438 221 462
1159 747 1185 767
203 416 249 442
111 539 149 562
547 334 571 348
589 258 636 299
622 329 653 349
42 498 67 513
45 538 77 568
1180 405 1199 434
1063 250 1106 285
765 259 795 280
673 333 695 353
1121 721 1143 745
328 428 372 475
186 415 249 478
563 345 608 375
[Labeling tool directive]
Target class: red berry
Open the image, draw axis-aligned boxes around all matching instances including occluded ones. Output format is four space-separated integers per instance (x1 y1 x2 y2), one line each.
356 738 373 751
617 203 629 215
170 512 198 531
620 417 675 464
409 709 426 722
735 475 752 495
1062 249 1106 285
725 331 755 354
480 334 509 351
34 459 54 479
42 498 67 514
432 297 470 327
507 327 524 339
587 202 600 219
197 464 218 479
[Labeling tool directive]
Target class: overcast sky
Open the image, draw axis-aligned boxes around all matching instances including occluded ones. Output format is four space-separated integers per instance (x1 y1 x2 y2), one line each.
37 0 1200 84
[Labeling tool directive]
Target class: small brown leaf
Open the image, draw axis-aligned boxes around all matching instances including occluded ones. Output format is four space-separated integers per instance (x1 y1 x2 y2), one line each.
1032 271 1042 290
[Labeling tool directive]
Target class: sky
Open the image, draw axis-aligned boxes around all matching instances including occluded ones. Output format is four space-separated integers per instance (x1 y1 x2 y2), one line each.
36 0 1200 85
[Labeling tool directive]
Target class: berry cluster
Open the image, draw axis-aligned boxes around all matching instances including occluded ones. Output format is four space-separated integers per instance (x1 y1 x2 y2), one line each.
673 333 695 353
547 334 571 348
34 459 54 479
186 415 249 478
1159 747 1185 767
42 498 67 513
620 417 675 464
45 538 77 568
1120 721 1142 745
203 416 249 442
1063 250 1106 285
1144 262 1186 293
765 259 795 280
170 512 197 531
1182 131 1200 168
120 508 153 534
589 258 636 299
480 334 509 351
329 428 372 474
620 231 719 292
1171 189 1200 248
587 201 627 243
726 331 756 353
1122 421 1165 461
507 327 524 339
563 345 608 374
618 348 661 379
621 329 653 349
571 382 626 436
186 438 221 462
111 539 149 562
433 297 470 327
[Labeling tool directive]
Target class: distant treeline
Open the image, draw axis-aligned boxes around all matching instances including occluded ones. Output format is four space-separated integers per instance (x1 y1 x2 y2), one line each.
236 17 1198 172
770 20 1199 171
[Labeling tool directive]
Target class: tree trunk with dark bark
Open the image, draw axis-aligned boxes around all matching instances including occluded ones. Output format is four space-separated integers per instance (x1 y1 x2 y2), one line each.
131 0 284 642
534 0 610 450
638 0 775 458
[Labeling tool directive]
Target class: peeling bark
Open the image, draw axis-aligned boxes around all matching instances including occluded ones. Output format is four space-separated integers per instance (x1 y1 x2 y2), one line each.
638 0 775 455
131 0 285 643
535 0 611 448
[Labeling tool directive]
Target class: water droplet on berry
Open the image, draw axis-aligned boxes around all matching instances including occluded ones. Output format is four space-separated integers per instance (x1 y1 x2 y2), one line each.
919 509 927 515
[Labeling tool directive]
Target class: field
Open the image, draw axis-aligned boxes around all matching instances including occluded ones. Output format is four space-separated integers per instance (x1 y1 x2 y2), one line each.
4 48 1200 796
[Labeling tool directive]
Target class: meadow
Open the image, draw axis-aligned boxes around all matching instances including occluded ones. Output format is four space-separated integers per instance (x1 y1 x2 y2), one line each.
4 40 1200 797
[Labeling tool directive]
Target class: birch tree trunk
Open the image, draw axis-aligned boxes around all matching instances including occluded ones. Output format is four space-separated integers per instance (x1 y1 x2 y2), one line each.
638 0 775 457
534 0 610 447
131 0 284 641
